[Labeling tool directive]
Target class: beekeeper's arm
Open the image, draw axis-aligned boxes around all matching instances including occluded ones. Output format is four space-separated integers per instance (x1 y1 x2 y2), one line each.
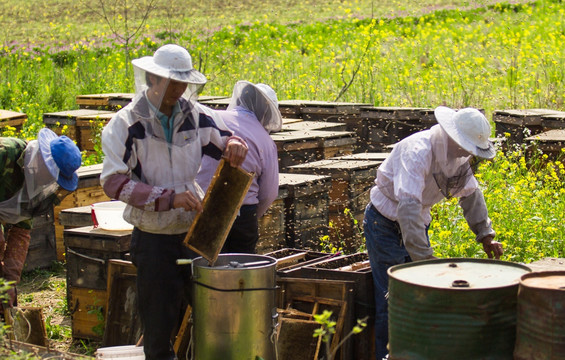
396 198 435 261
459 188 502 259
394 149 436 261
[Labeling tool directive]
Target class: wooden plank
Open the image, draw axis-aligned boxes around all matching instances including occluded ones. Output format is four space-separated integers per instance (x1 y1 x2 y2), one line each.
184 159 253 264
102 260 141 347
173 305 193 359
5 307 48 347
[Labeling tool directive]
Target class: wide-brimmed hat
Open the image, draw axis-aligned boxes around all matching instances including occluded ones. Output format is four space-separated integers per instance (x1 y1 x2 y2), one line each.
38 128 82 191
131 44 206 85
435 106 496 159
232 81 283 133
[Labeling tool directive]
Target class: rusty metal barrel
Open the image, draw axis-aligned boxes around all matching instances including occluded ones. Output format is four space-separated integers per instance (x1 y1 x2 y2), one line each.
387 258 531 360
514 271 565 360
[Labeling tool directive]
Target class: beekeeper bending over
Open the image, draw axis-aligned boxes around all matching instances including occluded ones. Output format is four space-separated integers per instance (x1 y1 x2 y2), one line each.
100 44 247 360
363 106 503 360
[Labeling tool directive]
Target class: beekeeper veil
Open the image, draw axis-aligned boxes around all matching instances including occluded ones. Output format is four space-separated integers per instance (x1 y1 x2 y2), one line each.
227 81 283 133
131 44 207 118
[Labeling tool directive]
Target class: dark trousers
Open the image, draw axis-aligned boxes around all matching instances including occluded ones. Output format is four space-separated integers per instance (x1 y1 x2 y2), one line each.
130 228 196 360
220 204 259 254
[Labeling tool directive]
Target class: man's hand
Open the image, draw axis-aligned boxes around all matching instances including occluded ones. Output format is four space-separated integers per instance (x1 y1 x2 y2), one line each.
173 191 203 213
223 138 248 167
480 235 503 259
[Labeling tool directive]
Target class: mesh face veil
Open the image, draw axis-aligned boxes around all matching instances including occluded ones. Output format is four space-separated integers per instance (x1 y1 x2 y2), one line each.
227 81 282 133
131 44 207 120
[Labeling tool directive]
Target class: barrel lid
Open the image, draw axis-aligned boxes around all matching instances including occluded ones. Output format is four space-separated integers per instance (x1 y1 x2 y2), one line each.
520 271 565 290
388 258 531 289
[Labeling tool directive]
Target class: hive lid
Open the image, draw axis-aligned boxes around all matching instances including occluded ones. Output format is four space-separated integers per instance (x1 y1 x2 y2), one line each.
388 258 531 289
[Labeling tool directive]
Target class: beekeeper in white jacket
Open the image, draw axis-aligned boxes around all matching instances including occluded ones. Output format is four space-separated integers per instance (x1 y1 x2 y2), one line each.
363 106 503 360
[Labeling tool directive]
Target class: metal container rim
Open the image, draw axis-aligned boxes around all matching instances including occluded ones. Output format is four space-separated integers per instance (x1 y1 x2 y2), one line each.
388 257 532 291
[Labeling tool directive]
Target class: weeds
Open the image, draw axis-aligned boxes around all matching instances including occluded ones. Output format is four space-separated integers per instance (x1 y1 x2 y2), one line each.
313 310 367 360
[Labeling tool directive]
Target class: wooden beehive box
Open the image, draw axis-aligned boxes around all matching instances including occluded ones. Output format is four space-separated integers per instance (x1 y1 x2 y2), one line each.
64 226 132 340
282 252 375 360
277 100 305 118
288 159 381 248
75 93 134 111
264 248 333 272
493 109 565 145
257 181 289 254
54 164 111 260
281 120 347 132
76 112 116 153
525 129 565 160
24 208 57 272
196 96 231 110
279 173 332 249
330 152 390 162
270 129 356 172
43 109 114 148
541 113 565 131
297 100 370 122
0 109 27 133
64 226 131 290
360 107 436 152
67 286 107 340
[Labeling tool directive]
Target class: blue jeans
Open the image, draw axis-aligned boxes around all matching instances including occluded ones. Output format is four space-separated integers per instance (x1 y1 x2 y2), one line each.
364 203 428 360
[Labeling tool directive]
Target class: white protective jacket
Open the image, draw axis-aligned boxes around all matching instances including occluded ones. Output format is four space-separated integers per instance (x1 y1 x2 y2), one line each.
369 125 495 260
100 93 234 234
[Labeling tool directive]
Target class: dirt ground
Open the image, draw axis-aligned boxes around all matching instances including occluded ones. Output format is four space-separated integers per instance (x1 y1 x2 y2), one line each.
11 263 101 357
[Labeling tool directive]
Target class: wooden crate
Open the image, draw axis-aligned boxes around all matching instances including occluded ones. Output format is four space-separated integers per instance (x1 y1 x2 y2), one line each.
76 112 116 153
281 120 347 133
64 226 131 290
75 93 134 111
282 252 375 360
68 286 107 340
493 109 565 146
360 107 436 152
279 173 331 249
525 129 565 160
43 109 114 148
54 164 111 260
0 109 27 133
276 277 356 360
24 208 57 272
270 130 356 172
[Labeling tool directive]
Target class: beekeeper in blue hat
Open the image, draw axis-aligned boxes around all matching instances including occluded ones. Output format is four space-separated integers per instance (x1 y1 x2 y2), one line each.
0 128 81 309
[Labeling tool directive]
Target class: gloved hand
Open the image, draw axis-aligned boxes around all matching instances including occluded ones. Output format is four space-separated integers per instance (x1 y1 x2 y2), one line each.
1 226 31 308
480 234 503 259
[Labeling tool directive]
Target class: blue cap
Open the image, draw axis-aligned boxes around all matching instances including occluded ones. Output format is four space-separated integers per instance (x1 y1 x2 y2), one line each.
38 128 82 191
